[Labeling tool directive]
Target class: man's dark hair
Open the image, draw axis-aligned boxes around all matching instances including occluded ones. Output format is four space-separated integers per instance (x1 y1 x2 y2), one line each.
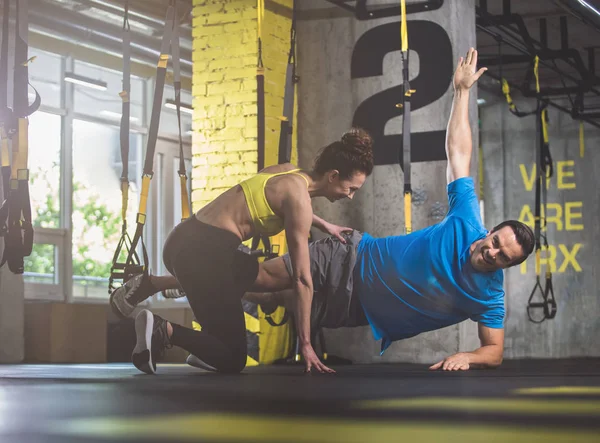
490 220 535 266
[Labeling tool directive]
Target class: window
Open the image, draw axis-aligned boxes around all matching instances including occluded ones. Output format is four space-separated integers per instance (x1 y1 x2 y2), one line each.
159 84 192 138
71 119 142 299
29 48 62 108
24 111 63 297
28 112 61 229
73 60 145 124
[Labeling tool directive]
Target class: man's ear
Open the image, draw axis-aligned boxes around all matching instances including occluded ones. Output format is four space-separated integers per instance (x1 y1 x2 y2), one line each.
328 170 339 183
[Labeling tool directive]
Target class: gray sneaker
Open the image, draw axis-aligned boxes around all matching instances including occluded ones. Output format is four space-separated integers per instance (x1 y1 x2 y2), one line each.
186 353 217 372
110 273 151 319
132 309 172 375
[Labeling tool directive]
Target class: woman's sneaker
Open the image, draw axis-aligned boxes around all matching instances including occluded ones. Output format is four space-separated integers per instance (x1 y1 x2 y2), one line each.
109 273 153 319
185 354 217 372
131 310 172 375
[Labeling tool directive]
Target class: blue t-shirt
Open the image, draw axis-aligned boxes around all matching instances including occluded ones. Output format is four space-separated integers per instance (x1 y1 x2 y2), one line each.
354 177 505 353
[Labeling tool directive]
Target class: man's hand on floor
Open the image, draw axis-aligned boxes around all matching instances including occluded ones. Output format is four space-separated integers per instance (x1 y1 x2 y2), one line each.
429 352 471 371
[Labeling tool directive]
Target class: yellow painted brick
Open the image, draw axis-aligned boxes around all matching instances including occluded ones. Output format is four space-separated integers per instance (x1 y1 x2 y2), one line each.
241 79 256 92
240 151 257 162
224 21 256 33
211 128 243 141
192 95 224 108
224 164 247 176
207 33 244 49
193 47 228 60
225 91 257 104
207 154 230 166
205 12 242 25
194 72 225 85
208 81 242 96
193 156 209 166
193 141 225 155
224 104 244 116
194 3 225 16
243 126 258 138
192 83 207 97
223 67 256 80
245 118 258 130
226 116 247 128
243 104 256 115
191 60 210 73
209 58 247 71
193 166 223 178
208 175 244 189
192 24 225 37
227 140 257 152
243 162 258 174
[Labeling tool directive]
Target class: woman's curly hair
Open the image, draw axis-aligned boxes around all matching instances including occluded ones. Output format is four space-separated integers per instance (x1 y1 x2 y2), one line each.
312 128 374 179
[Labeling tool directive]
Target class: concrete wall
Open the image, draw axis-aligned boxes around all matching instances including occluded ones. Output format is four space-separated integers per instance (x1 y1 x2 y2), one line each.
481 99 600 358
296 0 480 363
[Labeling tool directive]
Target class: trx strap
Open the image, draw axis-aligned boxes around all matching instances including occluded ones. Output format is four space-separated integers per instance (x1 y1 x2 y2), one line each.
0 0 41 274
277 0 297 165
257 0 265 171
527 56 556 323
114 1 179 285
108 1 142 291
257 0 298 327
398 0 415 234
498 40 536 118
172 12 191 222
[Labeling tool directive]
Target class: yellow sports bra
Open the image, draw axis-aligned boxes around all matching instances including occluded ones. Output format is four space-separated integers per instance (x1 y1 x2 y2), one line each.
239 169 309 236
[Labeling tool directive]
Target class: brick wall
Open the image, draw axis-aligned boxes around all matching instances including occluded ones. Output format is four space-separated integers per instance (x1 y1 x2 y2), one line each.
191 0 295 210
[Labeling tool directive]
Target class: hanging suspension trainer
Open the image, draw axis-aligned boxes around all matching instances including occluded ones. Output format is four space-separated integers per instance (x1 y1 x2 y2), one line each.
0 0 41 274
396 0 415 234
527 56 556 323
113 0 182 287
108 0 142 292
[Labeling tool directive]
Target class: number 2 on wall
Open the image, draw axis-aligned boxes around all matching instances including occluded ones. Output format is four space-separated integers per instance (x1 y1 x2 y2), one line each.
351 20 453 167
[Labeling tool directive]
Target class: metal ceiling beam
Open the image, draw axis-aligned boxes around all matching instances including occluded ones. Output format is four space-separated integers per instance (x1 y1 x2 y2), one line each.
29 0 192 70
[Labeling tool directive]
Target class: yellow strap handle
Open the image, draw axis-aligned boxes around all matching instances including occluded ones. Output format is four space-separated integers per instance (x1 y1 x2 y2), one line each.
534 55 540 94
137 174 151 225
501 79 516 112
579 122 585 158
179 175 191 220
258 0 264 40
541 109 549 144
404 192 412 234
400 0 408 52
1 128 9 168
121 181 129 222
158 53 169 69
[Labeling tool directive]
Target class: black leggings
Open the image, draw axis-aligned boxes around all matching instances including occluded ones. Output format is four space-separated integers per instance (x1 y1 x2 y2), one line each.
162 217 258 373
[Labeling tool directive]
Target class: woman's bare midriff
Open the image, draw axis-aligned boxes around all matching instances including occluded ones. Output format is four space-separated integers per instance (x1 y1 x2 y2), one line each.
195 185 254 241
194 163 304 242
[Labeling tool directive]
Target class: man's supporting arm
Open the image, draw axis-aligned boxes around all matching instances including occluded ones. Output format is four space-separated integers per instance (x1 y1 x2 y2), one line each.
429 323 504 371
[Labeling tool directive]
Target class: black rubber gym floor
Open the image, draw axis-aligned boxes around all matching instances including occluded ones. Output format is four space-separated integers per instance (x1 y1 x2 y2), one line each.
0 359 599 442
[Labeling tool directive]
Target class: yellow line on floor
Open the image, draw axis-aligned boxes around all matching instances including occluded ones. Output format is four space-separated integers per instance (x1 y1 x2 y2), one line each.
50 412 599 442
514 386 600 396
356 397 600 416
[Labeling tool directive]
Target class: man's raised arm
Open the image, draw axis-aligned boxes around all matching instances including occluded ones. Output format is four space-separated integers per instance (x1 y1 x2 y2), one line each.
445 48 487 184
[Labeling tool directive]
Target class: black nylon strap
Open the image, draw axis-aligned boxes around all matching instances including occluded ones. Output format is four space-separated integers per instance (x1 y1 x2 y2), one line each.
1 0 39 274
124 1 176 271
527 103 556 322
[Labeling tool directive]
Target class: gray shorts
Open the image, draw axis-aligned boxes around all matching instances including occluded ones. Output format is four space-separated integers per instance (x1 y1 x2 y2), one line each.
282 230 368 329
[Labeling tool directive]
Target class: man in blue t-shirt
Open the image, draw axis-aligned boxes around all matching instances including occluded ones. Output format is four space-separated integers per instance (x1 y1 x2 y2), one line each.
246 48 535 371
